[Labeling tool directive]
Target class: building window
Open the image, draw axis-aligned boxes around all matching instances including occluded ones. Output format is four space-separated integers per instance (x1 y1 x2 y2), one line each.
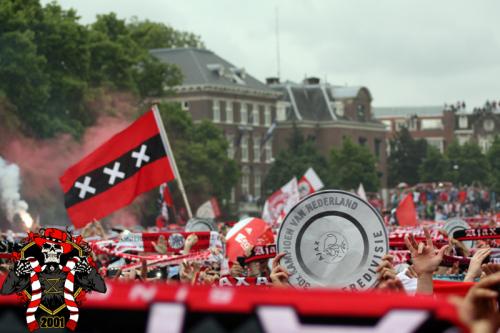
265 140 273 163
241 166 250 195
213 99 220 123
409 116 418 131
253 136 261 162
458 116 468 129
381 120 391 130
426 137 444 153
227 135 234 159
226 100 233 123
421 118 442 130
181 101 189 111
264 105 271 126
276 102 287 121
358 137 367 146
334 101 344 117
241 135 248 162
240 103 248 125
395 119 407 131
254 169 261 199
230 187 235 204
357 104 365 121
253 105 259 126
375 139 382 159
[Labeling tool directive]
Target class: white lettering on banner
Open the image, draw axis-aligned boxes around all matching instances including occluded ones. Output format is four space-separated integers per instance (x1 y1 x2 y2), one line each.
235 277 250 286
209 288 234 305
235 233 252 251
257 307 429 333
146 303 184 333
256 277 270 286
129 285 158 302
175 286 189 302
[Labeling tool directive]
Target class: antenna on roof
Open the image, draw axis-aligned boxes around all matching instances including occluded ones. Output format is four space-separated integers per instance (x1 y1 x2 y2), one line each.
275 6 281 80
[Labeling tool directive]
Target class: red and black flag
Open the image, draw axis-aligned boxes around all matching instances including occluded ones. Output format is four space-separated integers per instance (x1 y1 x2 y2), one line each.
60 108 175 228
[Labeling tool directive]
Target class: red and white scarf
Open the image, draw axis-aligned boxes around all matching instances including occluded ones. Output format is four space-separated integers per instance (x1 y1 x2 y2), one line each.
24 256 81 331
25 257 42 332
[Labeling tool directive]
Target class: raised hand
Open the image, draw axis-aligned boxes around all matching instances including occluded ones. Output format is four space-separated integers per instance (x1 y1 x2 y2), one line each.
464 248 491 282
270 252 290 287
152 235 167 254
455 272 500 333
404 227 449 276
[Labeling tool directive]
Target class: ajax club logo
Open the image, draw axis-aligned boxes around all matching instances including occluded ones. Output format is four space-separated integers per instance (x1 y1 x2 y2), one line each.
1 228 106 331
314 232 349 264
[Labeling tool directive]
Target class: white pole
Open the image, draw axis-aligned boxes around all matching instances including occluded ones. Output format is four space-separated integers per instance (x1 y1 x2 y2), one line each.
152 105 193 219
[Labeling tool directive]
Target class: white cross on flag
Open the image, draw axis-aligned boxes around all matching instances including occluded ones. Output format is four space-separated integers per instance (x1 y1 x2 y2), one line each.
60 108 175 228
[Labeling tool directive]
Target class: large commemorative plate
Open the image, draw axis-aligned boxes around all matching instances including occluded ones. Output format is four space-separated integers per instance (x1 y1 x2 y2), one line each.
185 218 217 232
277 190 388 290
443 218 474 249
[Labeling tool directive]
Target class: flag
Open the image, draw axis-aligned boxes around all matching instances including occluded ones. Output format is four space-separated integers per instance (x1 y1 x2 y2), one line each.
60 109 175 228
262 178 300 225
357 183 367 201
225 217 274 262
396 193 417 227
196 197 221 219
298 168 324 198
261 121 277 147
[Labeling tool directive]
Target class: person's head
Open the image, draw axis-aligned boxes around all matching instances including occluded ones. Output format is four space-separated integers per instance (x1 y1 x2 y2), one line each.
246 259 269 277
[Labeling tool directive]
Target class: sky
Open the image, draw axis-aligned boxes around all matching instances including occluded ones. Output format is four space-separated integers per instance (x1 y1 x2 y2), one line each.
43 0 500 107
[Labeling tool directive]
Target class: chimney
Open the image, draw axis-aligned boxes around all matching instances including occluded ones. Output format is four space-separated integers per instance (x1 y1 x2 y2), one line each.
303 77 320 85
266 77 280 85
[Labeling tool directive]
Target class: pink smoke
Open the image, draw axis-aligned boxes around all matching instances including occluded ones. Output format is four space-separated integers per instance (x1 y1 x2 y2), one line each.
0 92 146 227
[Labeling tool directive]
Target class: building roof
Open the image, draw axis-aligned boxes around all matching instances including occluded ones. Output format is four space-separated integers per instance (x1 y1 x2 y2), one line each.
373 106 444 118
150 48 276 96
270 81 378 124
331 86 363 99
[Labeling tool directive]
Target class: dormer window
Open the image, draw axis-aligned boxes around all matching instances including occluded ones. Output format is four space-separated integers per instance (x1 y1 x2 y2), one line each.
334 101 344 117
357 104 365 121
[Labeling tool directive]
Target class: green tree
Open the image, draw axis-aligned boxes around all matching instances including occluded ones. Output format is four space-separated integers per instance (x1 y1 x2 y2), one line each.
387 127 428 186
329 138 380 192
127 18 204 50
445 140 490 186
157 102 239 211
418 145 450 182
487 136 500 193
263 126 329 195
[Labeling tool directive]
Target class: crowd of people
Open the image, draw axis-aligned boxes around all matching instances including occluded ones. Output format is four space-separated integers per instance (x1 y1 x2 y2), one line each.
390 183 497 221
1 186 500 332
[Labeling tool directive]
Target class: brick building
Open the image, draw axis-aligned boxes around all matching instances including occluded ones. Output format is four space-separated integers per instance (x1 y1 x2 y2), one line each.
374 102 500 154
374 106 455 153
454 102 500 152
268 78 388 187
151 48 281 214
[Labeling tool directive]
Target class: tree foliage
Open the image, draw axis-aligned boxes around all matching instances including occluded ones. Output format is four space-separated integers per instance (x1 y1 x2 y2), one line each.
444 141 491 186
418 145 450 183
157 102 239 210
0 0 198 138
387 127 428 187
329 138 380 192
263 126 329 195
487 136 500 193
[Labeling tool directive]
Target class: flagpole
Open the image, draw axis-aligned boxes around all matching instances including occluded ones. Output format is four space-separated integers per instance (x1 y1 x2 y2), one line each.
152 105 193 219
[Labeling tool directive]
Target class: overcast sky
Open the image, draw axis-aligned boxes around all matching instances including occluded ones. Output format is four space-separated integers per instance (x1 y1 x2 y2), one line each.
44 0 500 107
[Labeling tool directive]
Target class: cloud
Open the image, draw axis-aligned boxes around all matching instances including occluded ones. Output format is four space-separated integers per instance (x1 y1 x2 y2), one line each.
48 0 500 106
